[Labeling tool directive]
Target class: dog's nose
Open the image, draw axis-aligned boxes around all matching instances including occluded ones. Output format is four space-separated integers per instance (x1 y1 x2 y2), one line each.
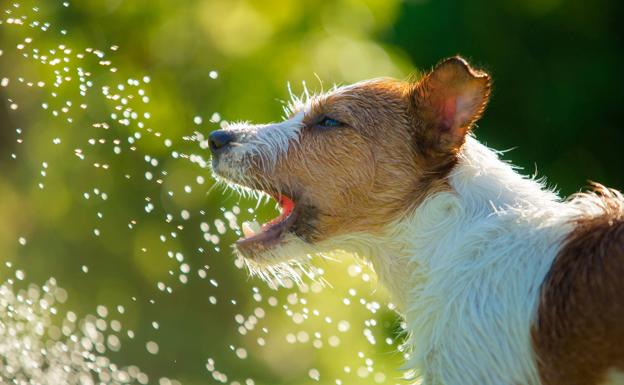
209 130 236 153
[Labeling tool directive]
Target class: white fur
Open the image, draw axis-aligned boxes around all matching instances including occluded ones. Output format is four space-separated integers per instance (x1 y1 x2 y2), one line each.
227 111 305 171
210 111 305 202
313 137 593 385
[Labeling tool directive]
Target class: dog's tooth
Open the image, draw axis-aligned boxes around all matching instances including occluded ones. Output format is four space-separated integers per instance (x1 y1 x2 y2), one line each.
242 221 256 237
242 220 262 237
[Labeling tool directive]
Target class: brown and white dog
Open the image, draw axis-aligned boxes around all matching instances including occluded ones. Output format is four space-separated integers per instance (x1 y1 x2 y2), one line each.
208 56 624 385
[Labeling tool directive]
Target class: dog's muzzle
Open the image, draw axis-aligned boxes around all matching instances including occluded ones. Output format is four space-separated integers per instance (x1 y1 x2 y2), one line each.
208 130 237 155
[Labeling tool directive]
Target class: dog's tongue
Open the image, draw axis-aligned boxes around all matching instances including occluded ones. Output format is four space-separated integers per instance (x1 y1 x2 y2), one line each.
262 195 295 226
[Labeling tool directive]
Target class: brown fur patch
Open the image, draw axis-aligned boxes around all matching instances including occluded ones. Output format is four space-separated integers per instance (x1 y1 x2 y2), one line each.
533 185 624 385
268 79 454 241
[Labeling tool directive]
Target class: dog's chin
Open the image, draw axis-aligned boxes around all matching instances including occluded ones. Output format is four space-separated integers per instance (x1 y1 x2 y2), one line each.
235 232 313 265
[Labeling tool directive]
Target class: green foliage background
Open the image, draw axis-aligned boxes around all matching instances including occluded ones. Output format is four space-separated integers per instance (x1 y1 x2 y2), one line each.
0 0 622 384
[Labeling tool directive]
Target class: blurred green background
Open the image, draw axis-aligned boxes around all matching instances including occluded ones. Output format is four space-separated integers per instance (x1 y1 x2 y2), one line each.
0 0 622 384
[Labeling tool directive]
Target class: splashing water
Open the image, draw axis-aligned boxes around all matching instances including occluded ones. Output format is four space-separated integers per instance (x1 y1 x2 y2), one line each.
0 266 167 385
0 1 408 384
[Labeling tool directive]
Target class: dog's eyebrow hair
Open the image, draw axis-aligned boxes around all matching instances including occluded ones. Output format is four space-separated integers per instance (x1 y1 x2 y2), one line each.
300 99 326 121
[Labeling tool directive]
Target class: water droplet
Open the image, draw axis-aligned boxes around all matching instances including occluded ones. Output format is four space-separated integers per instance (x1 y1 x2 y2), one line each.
235 347 247 359
146 341 159 354
337 320 350 332
308 368 320 381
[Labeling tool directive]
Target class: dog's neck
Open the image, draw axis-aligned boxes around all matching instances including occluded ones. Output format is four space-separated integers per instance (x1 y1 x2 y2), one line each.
335 137 585 383
344 137 569 310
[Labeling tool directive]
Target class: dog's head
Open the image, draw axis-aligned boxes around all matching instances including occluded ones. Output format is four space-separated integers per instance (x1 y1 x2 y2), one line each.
210 56 490 264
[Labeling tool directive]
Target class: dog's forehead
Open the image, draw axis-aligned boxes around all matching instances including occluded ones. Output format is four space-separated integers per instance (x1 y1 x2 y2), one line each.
293 78 408 120
335 77 406 94
327 78 406 104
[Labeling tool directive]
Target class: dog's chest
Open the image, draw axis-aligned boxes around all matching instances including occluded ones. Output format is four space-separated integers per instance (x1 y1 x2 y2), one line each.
399 217 569 385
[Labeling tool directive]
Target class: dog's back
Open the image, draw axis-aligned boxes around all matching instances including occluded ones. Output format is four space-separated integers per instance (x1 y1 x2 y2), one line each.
534 186 624 385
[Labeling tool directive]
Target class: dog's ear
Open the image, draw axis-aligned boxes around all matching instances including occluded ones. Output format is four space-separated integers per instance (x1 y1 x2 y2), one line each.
411 56 491 153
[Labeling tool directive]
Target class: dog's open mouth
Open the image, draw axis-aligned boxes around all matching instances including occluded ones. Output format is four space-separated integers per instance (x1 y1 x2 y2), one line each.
237 194 299 252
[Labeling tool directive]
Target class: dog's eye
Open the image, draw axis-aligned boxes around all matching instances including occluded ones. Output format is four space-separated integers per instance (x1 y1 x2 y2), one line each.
317 116 343 128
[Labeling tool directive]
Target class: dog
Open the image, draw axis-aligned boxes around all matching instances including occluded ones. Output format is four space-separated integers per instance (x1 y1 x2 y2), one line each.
208 56 624 385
